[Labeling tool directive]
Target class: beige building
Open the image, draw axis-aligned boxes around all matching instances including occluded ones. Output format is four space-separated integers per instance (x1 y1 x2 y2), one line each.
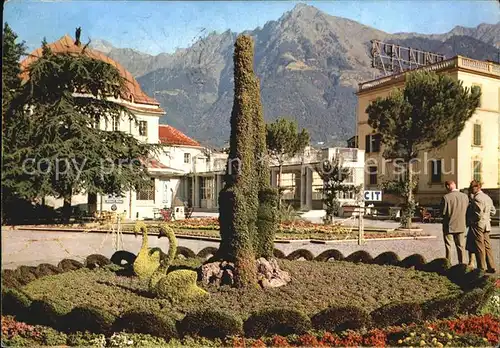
356 56 500 206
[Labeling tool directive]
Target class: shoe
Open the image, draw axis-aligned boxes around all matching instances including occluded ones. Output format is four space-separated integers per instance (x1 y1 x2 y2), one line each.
485 268 497 274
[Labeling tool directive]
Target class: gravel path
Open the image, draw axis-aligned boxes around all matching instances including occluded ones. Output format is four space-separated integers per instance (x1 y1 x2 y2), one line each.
3 221 499 271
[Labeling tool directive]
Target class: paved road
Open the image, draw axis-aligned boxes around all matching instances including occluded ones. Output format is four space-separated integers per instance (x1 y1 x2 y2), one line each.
2 222 499 271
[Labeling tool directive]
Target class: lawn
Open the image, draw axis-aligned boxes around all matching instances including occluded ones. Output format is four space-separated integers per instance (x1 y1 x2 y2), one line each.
22 258 460 320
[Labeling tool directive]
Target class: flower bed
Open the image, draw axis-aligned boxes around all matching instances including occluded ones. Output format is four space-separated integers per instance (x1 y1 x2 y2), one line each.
2 314 498 347
2 248 496 344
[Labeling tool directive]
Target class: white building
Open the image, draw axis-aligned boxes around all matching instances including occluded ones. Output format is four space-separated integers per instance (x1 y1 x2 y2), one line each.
24 33 365 219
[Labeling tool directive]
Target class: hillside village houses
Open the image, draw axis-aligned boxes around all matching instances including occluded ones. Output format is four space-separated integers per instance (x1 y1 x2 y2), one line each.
28 34 365 220
356 55 500 207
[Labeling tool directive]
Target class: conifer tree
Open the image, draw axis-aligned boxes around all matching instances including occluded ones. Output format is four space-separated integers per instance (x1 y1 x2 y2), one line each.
367 70 480 228
218 35 278 286
4 32 158 223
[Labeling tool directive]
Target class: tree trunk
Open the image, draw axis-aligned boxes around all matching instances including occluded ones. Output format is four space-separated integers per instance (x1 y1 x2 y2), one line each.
405 162 413 229
277 164 283 210
62 194 72 224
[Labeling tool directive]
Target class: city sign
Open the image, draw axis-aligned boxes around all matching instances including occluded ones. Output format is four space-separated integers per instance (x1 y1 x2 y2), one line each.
364 190 382 202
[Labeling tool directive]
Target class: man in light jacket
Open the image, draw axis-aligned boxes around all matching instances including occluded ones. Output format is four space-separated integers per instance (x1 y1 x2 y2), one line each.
440 180 469 264
468 180 497 273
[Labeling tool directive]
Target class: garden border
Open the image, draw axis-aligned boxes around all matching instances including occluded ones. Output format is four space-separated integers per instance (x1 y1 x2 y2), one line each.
2 247 496 341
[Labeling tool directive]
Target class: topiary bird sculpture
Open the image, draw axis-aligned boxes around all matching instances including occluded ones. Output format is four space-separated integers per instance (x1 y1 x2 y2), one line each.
132 221 164 280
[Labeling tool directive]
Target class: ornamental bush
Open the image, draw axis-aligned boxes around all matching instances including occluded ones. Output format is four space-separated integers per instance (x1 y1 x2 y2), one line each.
197 247 219 259
421 258 451 275
315 249 344 262
370 302 423 328
243 308 312 338
398 254 426 270
311 305 371 332
65 305 116 334
29 299 69 329
16 265 37 285
57 258 84 272
85 254 112 270
2 269 22 288
372 251 400 266
179 309 243 339
273 248 286 259
113 309 178 339
34 263 63 277
344 250 373 264
110 250 136 267
286 249 315 261
421 293 461 320
176 246 197 259
2 288 32 319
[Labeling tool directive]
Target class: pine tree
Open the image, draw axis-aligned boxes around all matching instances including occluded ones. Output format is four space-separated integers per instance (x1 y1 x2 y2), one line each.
266 117 310 209
4 33 159 223
366 70 480 228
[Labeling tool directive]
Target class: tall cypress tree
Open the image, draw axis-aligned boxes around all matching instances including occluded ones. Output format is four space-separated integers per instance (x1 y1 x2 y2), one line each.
218 35 278 286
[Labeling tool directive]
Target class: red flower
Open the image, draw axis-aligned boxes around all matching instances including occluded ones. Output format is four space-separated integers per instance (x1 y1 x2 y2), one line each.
271 335 290 347
439 315 500 345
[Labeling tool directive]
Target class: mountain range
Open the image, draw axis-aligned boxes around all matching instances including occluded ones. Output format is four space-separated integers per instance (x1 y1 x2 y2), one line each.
91 4 500 148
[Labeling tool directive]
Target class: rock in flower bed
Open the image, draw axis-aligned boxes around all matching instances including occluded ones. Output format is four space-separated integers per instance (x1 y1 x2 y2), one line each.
2 314 498 347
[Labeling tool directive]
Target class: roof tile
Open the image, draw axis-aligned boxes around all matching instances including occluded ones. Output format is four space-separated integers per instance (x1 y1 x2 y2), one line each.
159 125 200 147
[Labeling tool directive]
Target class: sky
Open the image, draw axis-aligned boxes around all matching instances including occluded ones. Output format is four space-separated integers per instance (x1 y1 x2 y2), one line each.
4 0 499 55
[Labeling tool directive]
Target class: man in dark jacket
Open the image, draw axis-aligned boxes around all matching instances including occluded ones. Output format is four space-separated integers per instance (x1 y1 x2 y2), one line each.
440 180 469 264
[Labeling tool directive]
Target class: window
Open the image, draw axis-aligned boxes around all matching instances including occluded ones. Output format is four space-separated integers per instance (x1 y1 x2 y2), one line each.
430 159 442 183
280 172 297 198
473 123 481 146
365 134 381 153
472 160 482 183
138 121 147 136
472 83 482 107
368 166 378 185
200 177 214 200
341 168 354 184
136 178 155 201
112 115 120 131
184 153 191 163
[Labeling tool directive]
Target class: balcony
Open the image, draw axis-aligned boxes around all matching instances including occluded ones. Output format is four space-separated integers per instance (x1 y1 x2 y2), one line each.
358 56 500 92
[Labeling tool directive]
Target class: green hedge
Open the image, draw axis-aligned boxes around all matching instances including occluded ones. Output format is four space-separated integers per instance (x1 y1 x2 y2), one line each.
65 305 116 334
2 288 32 319
179 309 243 339
315 249 344 262
243 308 311 338
57 258 84 272
421 258 450 275
398 254 426 270
344 250 373 264
2 269 22 289
110 251 136 267
176 246 197 259
113 309 178 339
85 254 112 270
29 299 69 329
370 302 423 328
34 263 63 277
372 251 400 266
196 247 219 259
286 249 315 261
421 293 461 320
273 248 286 259
311 305 370 332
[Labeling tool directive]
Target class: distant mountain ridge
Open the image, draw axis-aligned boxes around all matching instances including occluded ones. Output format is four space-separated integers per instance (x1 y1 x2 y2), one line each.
91 4 500 147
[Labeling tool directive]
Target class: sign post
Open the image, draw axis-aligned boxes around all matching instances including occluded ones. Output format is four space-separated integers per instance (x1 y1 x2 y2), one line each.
359 190 383 245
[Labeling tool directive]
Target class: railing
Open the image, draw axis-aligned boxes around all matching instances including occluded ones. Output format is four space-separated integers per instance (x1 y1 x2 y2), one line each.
359 56 500 91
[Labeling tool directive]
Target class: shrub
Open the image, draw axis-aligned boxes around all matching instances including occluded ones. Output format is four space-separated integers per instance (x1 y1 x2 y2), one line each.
16 266 38 285
65 305 116 334
113 309 178 339
176 246 196 259
398 254 426 270
421 258 451 275
243 308 312 338
422 293 461 320
57 258 84 272
273 248 286 259
197 247 219 259
29 299 69 329
66 331 106 347
311 305 371 332
2 288 32 319
85 254 112 269
460 288 486 314
370 302 423 327
372 251 400 266
179 309 243 339
315 249 344 262
38 327 68 346
34 263 63 277
463 270 487 290
110 250 136 266
2 269 22 288
285 249 314 261
446 263 470 286
155 270 208 303
344 250 373 264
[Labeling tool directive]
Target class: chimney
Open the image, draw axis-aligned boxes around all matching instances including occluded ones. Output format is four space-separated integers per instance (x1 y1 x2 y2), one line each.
75 27 82 46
